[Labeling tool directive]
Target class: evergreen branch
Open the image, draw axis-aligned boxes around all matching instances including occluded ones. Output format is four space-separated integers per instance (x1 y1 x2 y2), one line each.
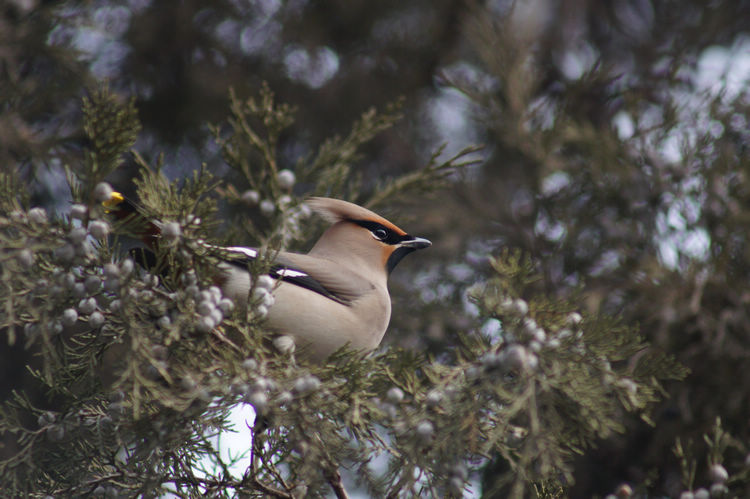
326 469 350 499
367 144 483 209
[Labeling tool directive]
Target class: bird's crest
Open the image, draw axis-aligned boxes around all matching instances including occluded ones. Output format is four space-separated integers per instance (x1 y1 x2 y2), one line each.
306 197 407 236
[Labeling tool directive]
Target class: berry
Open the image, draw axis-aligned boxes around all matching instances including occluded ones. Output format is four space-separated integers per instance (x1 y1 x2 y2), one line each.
85 275 102 293
241 190 260 206
69 226 88 244
89 220 110 240
255 305 268 319
260 199 275 215
28 207 48 224
277 391 293 405
197 300 214 316
61 308 79 327
273 335 295 355
89 311 105 328
103 263 119 278
93 182 113 202
567 312 583 325
217 298 235 315
162 221 181 242
241 358 258 370
55 244 76 263
196 316 215 333
386 387 404 403
120 259 134 275
78 297 97 315
425 389 443 407
70 204 88 219
256 275 274 290
694 488 709 499
415 420 434 441
709 463 728 483
277 169 296 189
17 249 34 268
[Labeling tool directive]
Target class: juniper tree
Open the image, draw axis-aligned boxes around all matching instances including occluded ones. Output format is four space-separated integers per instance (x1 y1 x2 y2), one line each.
429 4 750 496
3 1 750 498
0 84 690 498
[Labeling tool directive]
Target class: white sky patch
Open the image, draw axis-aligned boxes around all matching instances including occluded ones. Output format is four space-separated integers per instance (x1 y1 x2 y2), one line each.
534 211 566 242
162 404 255 497
507 0 552 41
558 42 598 81
659 132 686 164
425 84 486 167
656 37 750 165
428 89 473 144
634 37 750 270
540 171 571 196
657 225 710 269
37 161 73 212
590 249 622 277
240 20 282 55
463 289 481 318
66 7 133 78
252 0 282 19
72 27 109 58
447 263 474 282
127 0 152 13
93 6 133 37
201 403 256 479
695 36 750 99
655 189 711 269
284 46 340 88
612 111 635 140
480 317 502 337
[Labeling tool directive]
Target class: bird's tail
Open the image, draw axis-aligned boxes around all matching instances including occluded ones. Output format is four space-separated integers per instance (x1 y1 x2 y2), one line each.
102 191 161 248
102 190 164 272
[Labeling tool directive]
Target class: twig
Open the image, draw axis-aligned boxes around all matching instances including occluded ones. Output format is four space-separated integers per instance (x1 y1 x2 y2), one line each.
326 469 350 499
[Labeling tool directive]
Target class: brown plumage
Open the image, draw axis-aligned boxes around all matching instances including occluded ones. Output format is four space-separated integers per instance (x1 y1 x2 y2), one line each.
106 193 431 361
220 197 431 360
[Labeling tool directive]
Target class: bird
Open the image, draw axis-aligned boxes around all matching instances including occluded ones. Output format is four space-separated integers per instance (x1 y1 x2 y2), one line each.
104 193 431 361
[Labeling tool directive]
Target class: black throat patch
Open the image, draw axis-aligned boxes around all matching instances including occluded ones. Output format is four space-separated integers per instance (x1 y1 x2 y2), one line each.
386 246 416 274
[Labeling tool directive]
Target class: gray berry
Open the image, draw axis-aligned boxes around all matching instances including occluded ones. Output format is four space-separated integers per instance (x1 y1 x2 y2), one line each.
277 169 296 189
89 311 105 329
28 207 48 224
17 249 34 268
85 275 102 293
70 204 88 220
386 387 404 403
89 220 110 240
69 226 88 244
78 297 97 315
61 308 79 327
93 182 113 202
241 190 260 206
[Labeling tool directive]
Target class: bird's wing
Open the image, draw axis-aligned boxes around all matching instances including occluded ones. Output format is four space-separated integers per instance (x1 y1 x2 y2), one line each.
222 248 374 305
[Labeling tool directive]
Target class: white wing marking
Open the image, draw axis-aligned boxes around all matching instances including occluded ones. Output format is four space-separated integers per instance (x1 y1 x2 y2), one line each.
275 268 308 278
221 246 258 258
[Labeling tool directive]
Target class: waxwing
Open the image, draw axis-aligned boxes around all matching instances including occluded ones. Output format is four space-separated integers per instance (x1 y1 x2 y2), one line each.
105 193 431 361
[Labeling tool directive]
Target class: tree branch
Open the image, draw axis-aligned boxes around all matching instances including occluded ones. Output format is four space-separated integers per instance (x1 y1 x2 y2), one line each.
326 469 350 499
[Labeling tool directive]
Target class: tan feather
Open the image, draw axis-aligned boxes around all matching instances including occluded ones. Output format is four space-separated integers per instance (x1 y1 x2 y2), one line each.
274 252 376 304
306 197 407 235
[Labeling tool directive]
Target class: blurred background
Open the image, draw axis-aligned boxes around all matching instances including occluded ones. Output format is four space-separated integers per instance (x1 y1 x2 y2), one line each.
3 0 750 496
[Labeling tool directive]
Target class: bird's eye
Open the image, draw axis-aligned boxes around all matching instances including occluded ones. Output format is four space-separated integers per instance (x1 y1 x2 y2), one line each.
373 228 388 240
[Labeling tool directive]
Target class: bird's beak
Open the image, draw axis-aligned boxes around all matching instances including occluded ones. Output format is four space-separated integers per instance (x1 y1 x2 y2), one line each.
399 236 432 249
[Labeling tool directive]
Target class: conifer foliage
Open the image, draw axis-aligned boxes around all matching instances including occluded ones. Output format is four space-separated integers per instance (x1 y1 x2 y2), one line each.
3 1 750 497
2 87 686 498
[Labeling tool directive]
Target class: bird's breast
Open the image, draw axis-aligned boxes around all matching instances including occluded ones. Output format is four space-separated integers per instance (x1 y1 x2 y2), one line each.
266 280 390 361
